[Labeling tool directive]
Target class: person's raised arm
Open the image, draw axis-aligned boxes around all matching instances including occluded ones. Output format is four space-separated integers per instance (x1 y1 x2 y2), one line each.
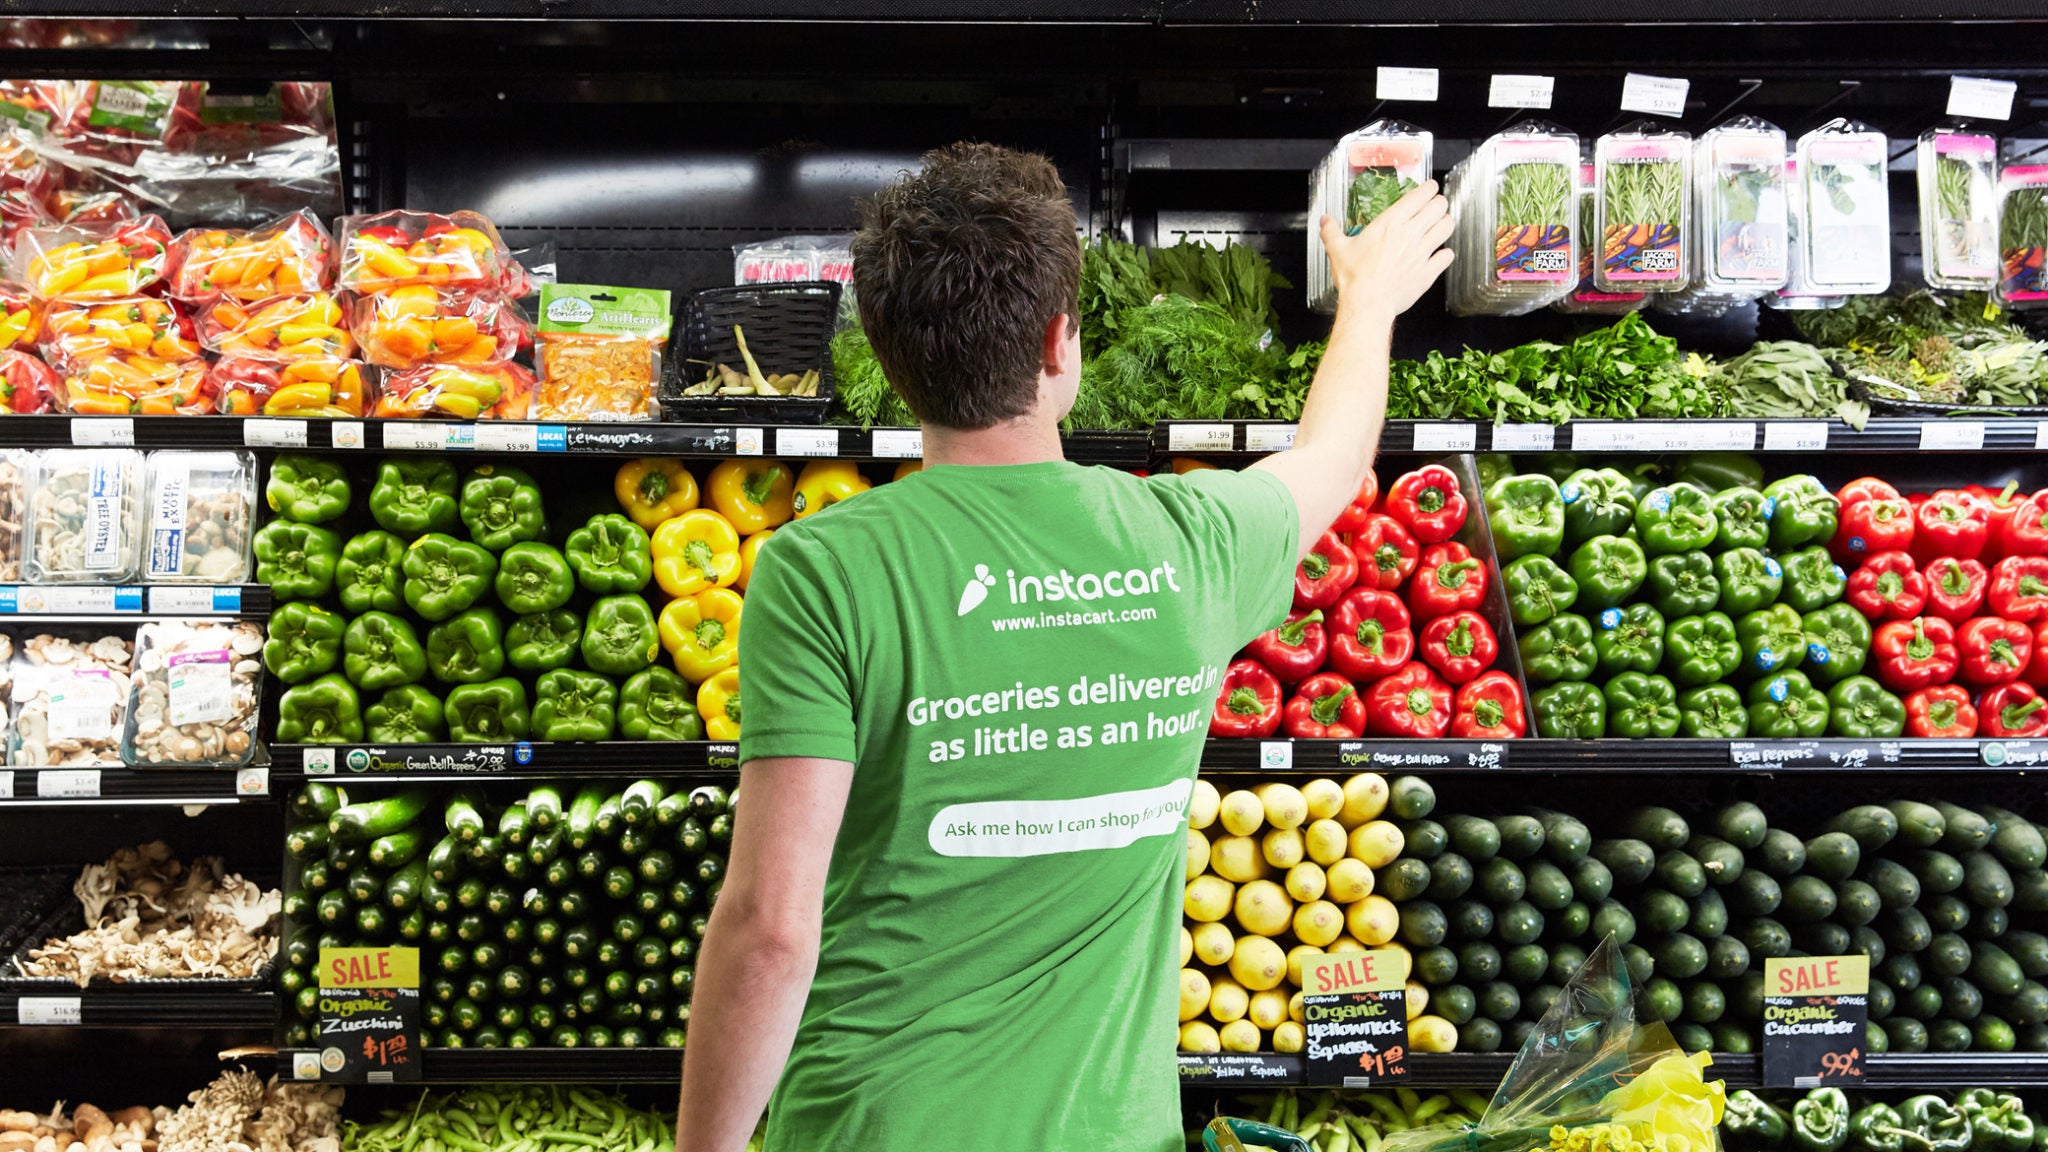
678 755 854 1152
1253 181 1454 557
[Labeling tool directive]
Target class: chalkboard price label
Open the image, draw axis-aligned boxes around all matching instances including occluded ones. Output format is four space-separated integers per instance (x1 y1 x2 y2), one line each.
1301 949 1409 1086
316 947 422 1083
1761 955 1868 1087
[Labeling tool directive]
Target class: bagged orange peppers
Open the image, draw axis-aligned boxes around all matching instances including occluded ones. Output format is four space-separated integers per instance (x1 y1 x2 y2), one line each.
20 215 173 301
336 209 507 292
0 284 40 352
199 292 353 360
211 355 372 418
374 362 535 421
168 209 334 304
350 286 520 369
40 297 201 366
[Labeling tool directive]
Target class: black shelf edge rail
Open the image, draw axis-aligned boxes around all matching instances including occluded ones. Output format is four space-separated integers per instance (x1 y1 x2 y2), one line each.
2 991 277 1028
1157 418 2042 458
1197 737 2005 773
270 741 746 781
0 764 272 805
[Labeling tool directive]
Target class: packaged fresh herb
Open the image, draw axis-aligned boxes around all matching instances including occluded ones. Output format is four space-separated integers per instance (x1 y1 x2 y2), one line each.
1918 126 1998 290
1768 156 1847 310
1448 121 1578 316
1699 117 1789 290
1308 119 1432 313
1795 118 1891 294
1594 123 1690 292
1556 163 1646 315
1996 151 2048 309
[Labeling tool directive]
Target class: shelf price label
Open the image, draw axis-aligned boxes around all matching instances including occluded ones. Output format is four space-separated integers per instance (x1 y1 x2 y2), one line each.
1301 949 1408 1086
870 429 923 459
1764 422 1830 452
1489 424 1555 452
1761 955 1868 1088
1411 423 1477 453
1620 73 1690 118
71 417 134 447
1166 423 1235 453
1176 1053 1298 1084
1375 67 1439 102
316 947 422 1083
0 770 11 799
1488 74 1554 110
37 769 100 799
776 428 838 458
1919 421 1985 451
242 419 309 449
148 586 242 615
17 996 81 1025
1243 424 1296 452
1949 76 2017 121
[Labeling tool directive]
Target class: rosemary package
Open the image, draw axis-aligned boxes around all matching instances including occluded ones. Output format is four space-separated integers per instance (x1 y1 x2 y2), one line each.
1997 160 2048 308
1594 127 1690 292
1449 122 1578 315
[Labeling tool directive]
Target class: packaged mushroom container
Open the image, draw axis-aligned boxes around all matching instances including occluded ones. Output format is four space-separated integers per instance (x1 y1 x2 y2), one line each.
26 448 145 584
9 630 133 767
144 450 257 584
122 619 263 767
0 449 25 581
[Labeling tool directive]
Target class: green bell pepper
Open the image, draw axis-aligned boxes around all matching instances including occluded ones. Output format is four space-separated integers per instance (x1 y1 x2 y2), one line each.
581 594 661 677
1725 1091 1791 1152
401 532 498 622
336 530 406 615
1518 612 1597 683
368 458 460 536
1678 683 1748 738
1827 674 1905 738
1747 669 1830 737
1665 611 1741 686
1715 547 1784 615
1475 454 1516 492
618 666 706 741
1958 1090 2036 1152
1895 1097 1972 1152
1561 467 1638 546
1502 555 1579 627
365 684 445 743
1635 482 1720 556
426 607 506 685
564 513 654 594
445 677 529 742
507 609 582 672
264 453 350 524
1802 603 1872 683
253 520 340 601
1711 486 1775 552
263 601 344 684
459 464 546 551
1532 681 1606 737
1605 671 1681 738
1764 474 1841 551
1793 1089 1851 1152
1568 534 1647 610
1646 551 1721 617
1848 1103 1903 1152
1738 603 1806 675
532 668 618 741
276 673 363 744
1675 452 1766 493
1779 546 1848 613
494 542 575 615
343 610 428 691
1593 602 1666 676
1485 474 1565 561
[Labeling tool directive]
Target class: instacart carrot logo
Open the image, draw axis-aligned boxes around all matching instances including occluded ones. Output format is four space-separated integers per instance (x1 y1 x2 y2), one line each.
957 564 998 616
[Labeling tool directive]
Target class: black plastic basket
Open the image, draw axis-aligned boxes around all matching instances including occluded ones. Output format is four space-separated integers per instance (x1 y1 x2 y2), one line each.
1845 370 2048 418
0 870 281 992
0 866 72 957
665 281 840 424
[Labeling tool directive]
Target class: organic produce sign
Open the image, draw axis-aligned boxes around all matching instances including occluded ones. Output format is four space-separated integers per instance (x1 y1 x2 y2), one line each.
1301 948 1409 1086
1761 954 1868 1087
314 946 421 1083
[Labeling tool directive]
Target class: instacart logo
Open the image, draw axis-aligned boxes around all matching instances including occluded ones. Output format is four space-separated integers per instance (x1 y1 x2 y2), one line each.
957 564 998 616
957 559 1184 618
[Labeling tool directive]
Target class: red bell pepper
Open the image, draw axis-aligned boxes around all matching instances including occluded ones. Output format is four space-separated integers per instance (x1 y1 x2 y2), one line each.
1385 465 1467 544
1905 684 1978 738
1958 616 2034 686
1330 472 1380 535
1989 555 2048 622
1364 662 1453 738
2031 619 2048 687
1838 477 1902 507
1409 542 1487 622
1354 514 1419 591
1969 481 2024 562
1282 673 1366 739
1293 529 1359 611
1925 557 1989 623
1210 659 1284 738
1451 670 1527 739
1245 610 1328 685
1419 610 1498 686
1980 681 2048 738
1831 492 1915 562
1328 587 1414 684
2004 490 2048 557
1911 489 1991 565
1846 551 1928 622
1872 616 1960 693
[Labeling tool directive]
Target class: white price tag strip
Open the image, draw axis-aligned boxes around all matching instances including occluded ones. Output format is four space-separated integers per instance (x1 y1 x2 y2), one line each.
1244 424 1297 452
1569 423 1639 451
1488 74 1554 110
1166 424 1235 453
1693 424 1757 451
1949 76 2017 121
15 586 134 614
17 997 81 1025
148 586 241 615
1412 423 1478 452
775 428 839 458
1765 422 1831 452
870 429 923 459
1621 73 1690 117
331 421 366 450
37 769 101 798
0 770 11 799
242 419 309 449
71 418 134 447
1490 424 1556 452
382 423 448 451
1920 421 1986 451
475 423 540 453
1375 67 1439 102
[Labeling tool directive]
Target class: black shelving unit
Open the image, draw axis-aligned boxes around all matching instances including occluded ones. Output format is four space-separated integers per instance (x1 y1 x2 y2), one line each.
270 741 742 780
1194 737 2002 773
0 765 271 806
1 991 277 1028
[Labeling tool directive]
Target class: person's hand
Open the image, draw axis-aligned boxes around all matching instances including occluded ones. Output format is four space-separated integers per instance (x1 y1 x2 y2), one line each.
1321 179 1454 326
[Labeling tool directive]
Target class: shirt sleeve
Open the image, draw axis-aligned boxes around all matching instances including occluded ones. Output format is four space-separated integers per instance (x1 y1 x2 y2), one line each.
1175 466 1300 636
736 525 859 766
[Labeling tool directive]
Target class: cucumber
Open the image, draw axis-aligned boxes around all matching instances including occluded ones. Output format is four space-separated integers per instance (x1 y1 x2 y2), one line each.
2000 980 2048 1025
1910 849 1966 894
1621 807 1690 851
1706 934 1751 980
1642 889 1690 934
654 791 691 828
1443 815 1501 861
1377 858 1431 902
1713 801 1769 850
1882 906 1933 953
1523 861 1573 911
1869 980 1895 1019
594 796 625 837
1534 810 1592 864
1655 851 1707 897
386 857 430 912
566 785 608 850
1974 905 2012 940
1398 819 1447 860
1803 832 1861 882
1568 857 1614 903
1426 855 1474 902
287 822 331 861
1689 888 1729 938
1399 900 1447 947
675 818 708 854
1794 921 1851 957
1878 951 1922 992
622 780 666 825
1557 900 1591 939
1754 828 1806 877
1923 891 1971 933
1687 837 1745 887
526 785 565 831
293 781 343 821
1886 800 1947 848
498 802 530 848
329 788 433 843
1493 815 1544 861
1781 875 1837 923
1835 879 1882 927
1826 804 1898 851
446 790 487 843
2009 930 2048 978
1974 942 2026 996
1941 977 1983 1021
1591 900 1637 947
1934 802 1994 853
1927 933 1973 977
1864 858 1922 910
1447 900 1493 941
1727 870 1782 917
370 828 427 868
1965 851 2017 908
1982 805 2048 870
1592 839 1656 886
426 834 465 885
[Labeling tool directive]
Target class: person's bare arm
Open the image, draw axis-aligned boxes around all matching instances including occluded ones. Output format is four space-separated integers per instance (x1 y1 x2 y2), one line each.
1254 181 1455 557
678 756 854 1152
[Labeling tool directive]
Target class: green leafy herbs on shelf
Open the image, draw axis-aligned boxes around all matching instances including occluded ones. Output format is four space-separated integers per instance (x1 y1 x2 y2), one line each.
1067 295 1301 430
1794 290 2048 410
1718 342 1869 429
1386 313 1729 425
828 325 915 428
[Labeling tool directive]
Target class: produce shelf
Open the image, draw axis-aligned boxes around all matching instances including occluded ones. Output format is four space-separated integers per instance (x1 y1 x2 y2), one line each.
1156 418 2041 459
0 764 273 806
270 741 744 782
0 584 269 622
1176 1052 2048 1088
1198 737 2008 773
0 991 276 1028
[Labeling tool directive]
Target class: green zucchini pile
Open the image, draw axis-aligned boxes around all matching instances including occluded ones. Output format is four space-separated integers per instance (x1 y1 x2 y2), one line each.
281 777 732 1050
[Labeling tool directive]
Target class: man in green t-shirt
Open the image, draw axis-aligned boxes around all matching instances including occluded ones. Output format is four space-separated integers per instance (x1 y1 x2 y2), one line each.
678 142 1451 1151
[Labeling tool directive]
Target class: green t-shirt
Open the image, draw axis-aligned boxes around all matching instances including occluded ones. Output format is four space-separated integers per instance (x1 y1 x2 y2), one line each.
739 460 1297 1152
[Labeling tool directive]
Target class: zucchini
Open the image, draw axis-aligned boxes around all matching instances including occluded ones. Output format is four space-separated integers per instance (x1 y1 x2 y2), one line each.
709 813 734 845
472 1026 505 1049
565 964 594 990
502 917 530 946
566 785 608 850
534 918 563 948
562 926 597 961
456 913 490 944
654 791 690 828
638 850 676 884
675 818 708 854
603 866 636 901
446 790 487 842
527 825 564 866
689 785 729 819
669 965 695 996
498 965 531 1000
472 941 505 972
534 974 559 1000
301 859 334 893
552 1027 582 1048
658 1027 687 1048
283 891 311 920
594 795 624 838
468 834 500 864
286 937 314 968
424 1000 449 1028
440 1029 467 1049
696 853 726 884
287 822 331 861
523 887 554 917
508 1028 537 1049
430 976 460 1004
346 867 382 905
370 829 427 869
613 913 645 944
526 785 565 831
668 878 698 908
648 1003 673 1026
575 849 606 880
543 857 575 890
668 935 697 962
618 825 656 857
464 974 494 1003
292 780 343 821
631 975 662 1003
426 834 466 884
397 906 426 942
452 997 484 1032
613 998 646 1025
576 986 605 1017
633 886 664 916
557 889 589 920
484 883 519 916
427 918 455 945
330 789 433 843
386 858 430 912
621 779 665 825
654 909 687 938
605 969 635 999
328 840 366 874
356 902 389 938
527 1002 557 1031
525 945 550 971
617 1026 648 1049
455 877 489 909
596 939 625 968
707 878 723 907
634 938 666 971
503 852 532 882
499 801 530 848
690 912 711 938
586 1025 615 1048
494 1002 525 1030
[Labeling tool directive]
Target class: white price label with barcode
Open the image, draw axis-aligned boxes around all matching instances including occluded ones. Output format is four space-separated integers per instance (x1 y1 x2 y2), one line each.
870 429 923 459
1569 423 1640 451
1375 67 1439 102
242 419 309 449
1167 424 1234 453
0 770 11 799
1694 423 1757 451
37 769 100 798
71 418 134 446
776 428 839 458
1920 422 1986 451
475 423 540 453
1949 76 2017 121
382 423 447 451
1765 422 1830 452
1412 423 1478 452
17 997 81 1025
1490 424 1556 451
1621 73 1690 117
1244 424 1297 452
1488 74 1554 110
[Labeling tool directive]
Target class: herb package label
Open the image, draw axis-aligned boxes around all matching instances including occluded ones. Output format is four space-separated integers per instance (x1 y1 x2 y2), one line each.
1560 166 1647 312
1596 132 1690 290
1997 165 2048 305
1703 124 1789 285
1797 125 1892 294
1920 130 1998 288
1344 134 1431 234
1492 138 1576 284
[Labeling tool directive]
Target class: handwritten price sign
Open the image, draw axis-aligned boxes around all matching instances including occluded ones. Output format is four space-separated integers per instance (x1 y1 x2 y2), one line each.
1301 950 1410 1086
316 948 422 1083
1761 956 1868 1087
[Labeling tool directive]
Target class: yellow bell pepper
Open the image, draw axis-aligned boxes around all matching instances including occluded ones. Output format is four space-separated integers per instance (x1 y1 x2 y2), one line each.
706 459 794 534
652 509 741 598
698 666 741 740
614 458 700 530
793 460 873 519
737 529 773 592
893 460 922 483
1171 458 1217 474
659 587 743 682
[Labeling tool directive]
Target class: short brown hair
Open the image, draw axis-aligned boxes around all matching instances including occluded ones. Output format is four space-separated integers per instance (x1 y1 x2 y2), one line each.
852 142 1080 430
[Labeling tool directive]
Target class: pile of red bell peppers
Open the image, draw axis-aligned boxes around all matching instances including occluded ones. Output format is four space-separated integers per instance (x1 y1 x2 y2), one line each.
1835 477 2048 738
1210 464 1526 741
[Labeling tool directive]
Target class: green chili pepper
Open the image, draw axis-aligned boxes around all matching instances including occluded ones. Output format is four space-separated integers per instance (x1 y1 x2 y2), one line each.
1502 555 1579 627
1802 603 1872 683
427 607 507 684
1747 669 1830 737
263 601 344 684
253 520 340 601
532 668 619 742
1533 681 1606 738
459 464 547 551
1484 474 1565 561
507 609 582 673
336 530 407 615
1593 602 1666 676
1518 612 1597 683
1568 534 1647 611
1635 482 1720 555
1711 486 1775 552
1560 467 1638 546
1763 475 1842 551
1779 545 1849 613
1645 550 1721 617
564 513 654 594
365 684 445 743
494 542 576 615
1827 674 1905 738
1678 683 1748 738
1604 671 1681 738
265 454 351 524
343 610 429 691
1664 611 1741 686
445 678 529 742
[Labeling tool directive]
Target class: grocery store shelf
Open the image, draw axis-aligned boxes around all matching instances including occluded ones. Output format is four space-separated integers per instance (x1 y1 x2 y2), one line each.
1176 1052 2048 1087
1199 737 2002 773
270 741 743 782
1 991 276 1028
1157 418 2045 458
0 764 274 806
0 584 268 622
